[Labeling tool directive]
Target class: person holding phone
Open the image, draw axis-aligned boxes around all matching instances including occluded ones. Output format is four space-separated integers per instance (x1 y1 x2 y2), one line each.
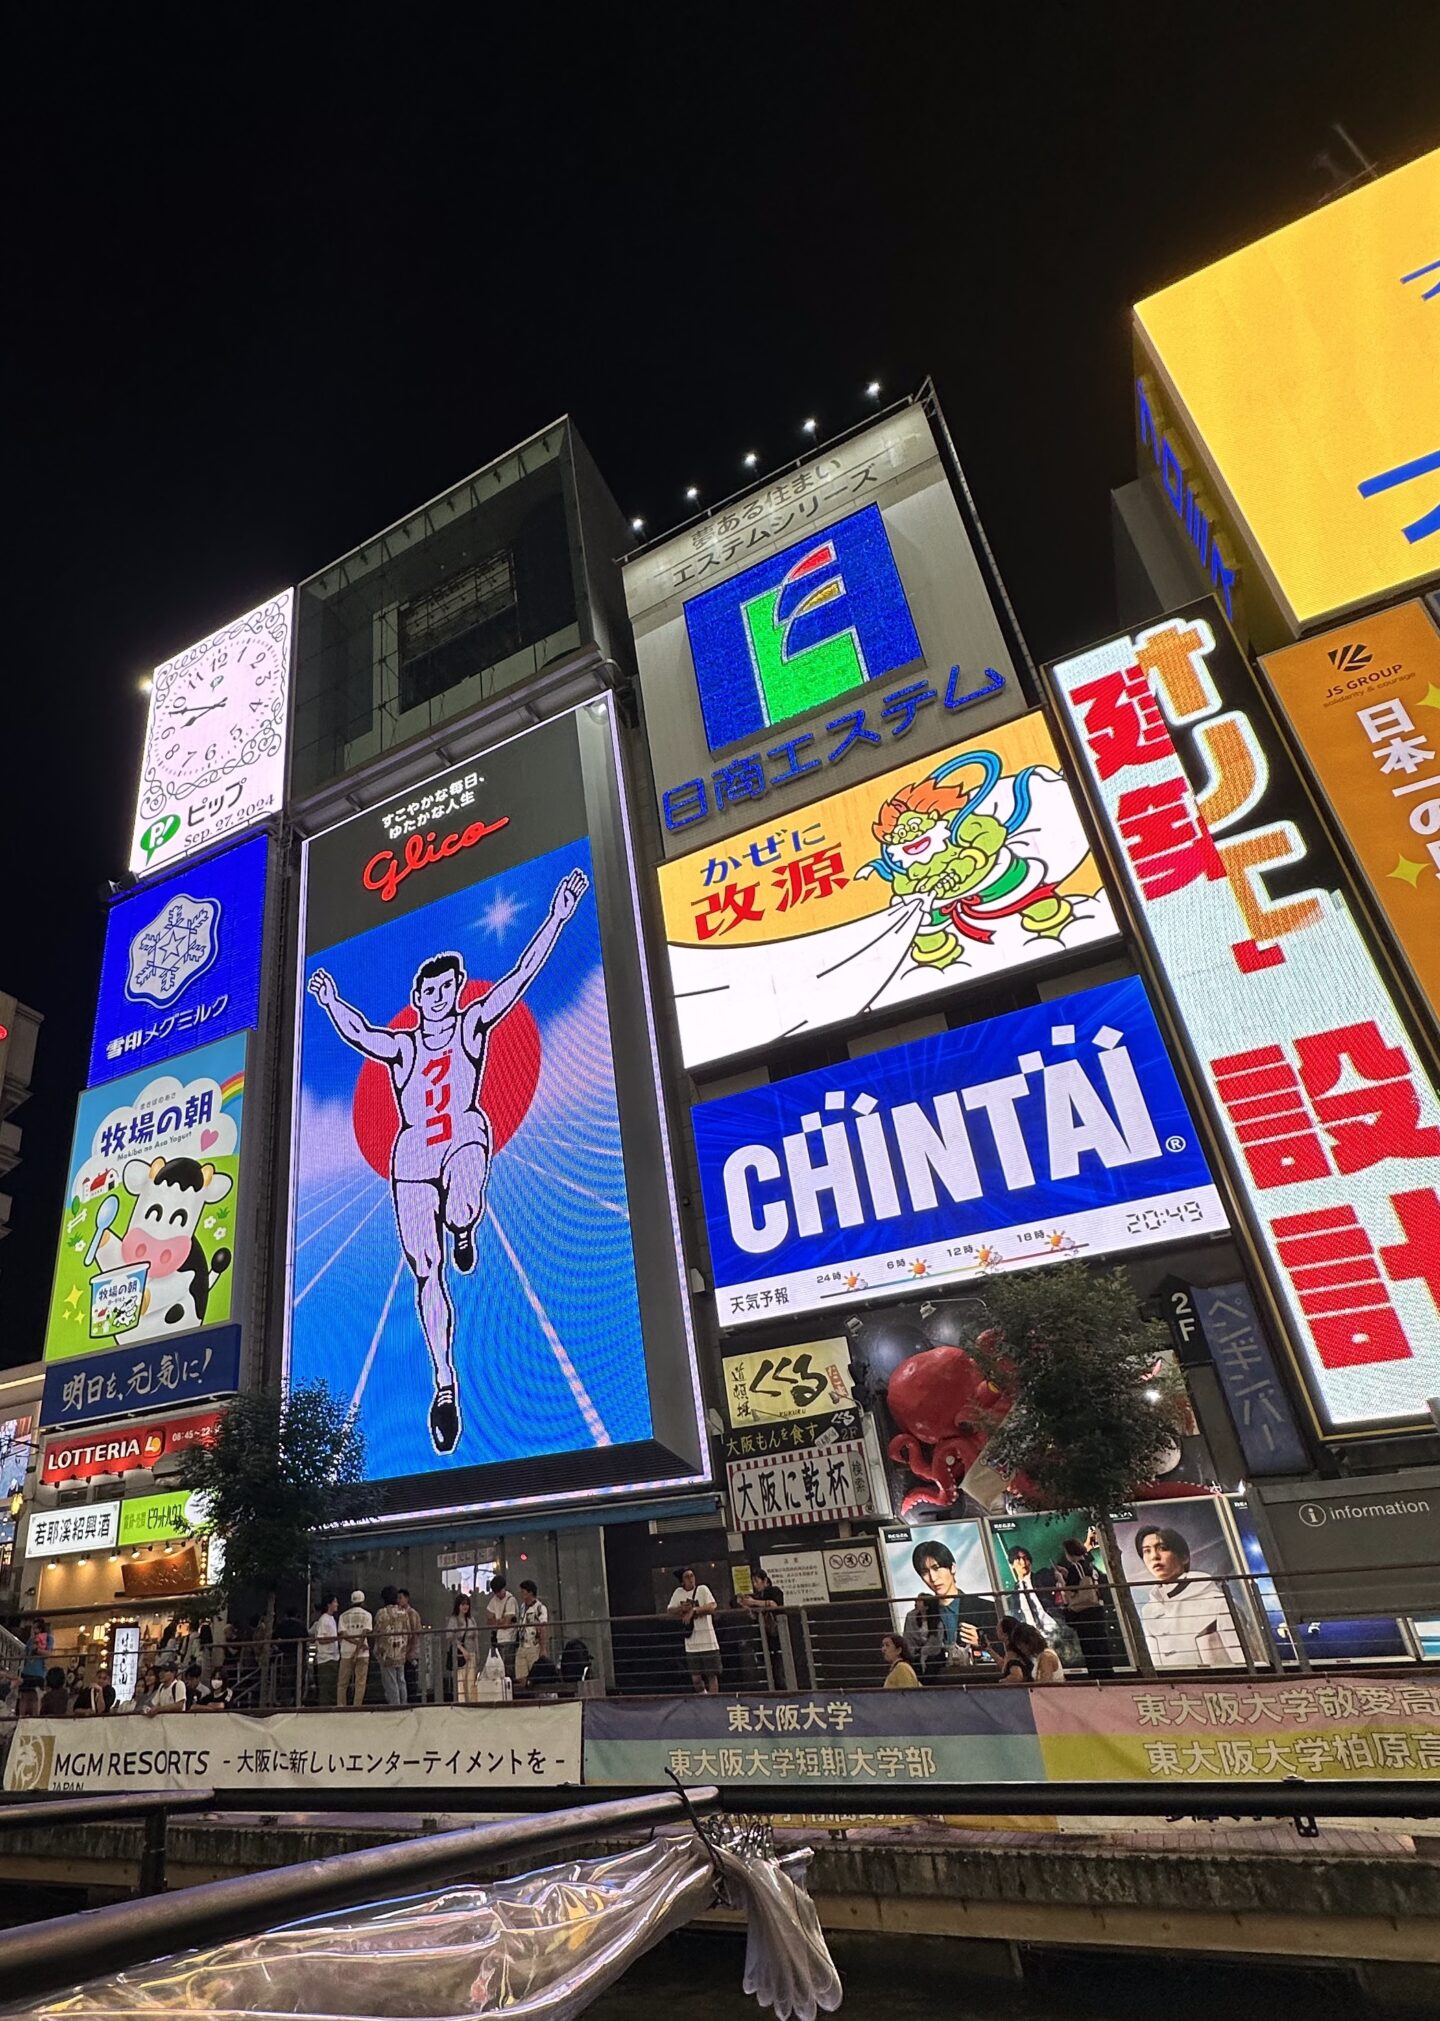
668 1567 721 1695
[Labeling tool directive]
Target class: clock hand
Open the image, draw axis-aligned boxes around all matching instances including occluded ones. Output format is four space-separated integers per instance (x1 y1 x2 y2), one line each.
171 701 227 726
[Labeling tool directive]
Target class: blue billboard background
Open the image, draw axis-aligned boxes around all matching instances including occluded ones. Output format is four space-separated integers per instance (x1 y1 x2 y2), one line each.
40 1326 242 1431
289 833 653 1486
90 833 267 1086
683 501 922 751
693 976 1224 1322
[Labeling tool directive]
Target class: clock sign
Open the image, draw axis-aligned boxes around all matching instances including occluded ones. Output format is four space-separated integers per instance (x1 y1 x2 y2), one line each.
130 589 294 877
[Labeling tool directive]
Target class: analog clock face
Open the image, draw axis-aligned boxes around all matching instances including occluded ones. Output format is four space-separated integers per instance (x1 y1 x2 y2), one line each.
150 627 286 787
131 589 294 876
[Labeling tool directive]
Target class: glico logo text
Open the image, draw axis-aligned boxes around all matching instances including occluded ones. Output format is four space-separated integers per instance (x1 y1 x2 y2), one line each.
720 1024 1165 1255
684 501 923 752
362 816 510 903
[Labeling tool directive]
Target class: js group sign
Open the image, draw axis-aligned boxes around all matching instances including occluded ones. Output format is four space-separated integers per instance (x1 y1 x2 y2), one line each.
693 976 1224 1327
1050 605 1440 1431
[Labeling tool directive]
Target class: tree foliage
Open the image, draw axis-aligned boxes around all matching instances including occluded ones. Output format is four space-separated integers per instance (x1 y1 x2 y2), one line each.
966 1263 1186 1517
176 1381 380 1613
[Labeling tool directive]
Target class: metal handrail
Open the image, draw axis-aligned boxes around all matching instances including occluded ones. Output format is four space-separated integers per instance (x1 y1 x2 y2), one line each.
18 1566 1438 1712
0 1786 720 1995
0 1789 214 1829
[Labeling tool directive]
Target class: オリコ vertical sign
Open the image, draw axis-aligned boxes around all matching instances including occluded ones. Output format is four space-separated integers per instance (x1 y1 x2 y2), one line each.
1050 605 1440 1431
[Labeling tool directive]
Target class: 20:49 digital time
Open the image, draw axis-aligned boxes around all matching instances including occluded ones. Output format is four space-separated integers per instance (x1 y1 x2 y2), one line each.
1125 1200 1206 1235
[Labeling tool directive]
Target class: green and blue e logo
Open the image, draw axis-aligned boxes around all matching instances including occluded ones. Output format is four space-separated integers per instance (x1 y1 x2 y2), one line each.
684 503 923 751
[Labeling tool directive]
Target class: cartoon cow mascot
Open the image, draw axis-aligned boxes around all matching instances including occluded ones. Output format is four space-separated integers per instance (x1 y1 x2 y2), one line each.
95 1156 233 1341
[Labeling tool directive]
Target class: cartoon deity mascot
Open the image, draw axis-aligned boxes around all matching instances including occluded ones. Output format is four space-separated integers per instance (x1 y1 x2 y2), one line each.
858 750 1078 969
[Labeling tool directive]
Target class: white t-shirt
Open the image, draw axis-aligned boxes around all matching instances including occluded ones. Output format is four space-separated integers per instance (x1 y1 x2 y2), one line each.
312 1613 340 1665
151 1677 187 1712
670 1584 718 1653
519 1600 549 1647
338 1605 373 1654
487 1591 519 1645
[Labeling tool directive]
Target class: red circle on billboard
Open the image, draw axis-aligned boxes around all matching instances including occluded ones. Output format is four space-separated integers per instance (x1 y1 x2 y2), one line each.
351 981 542 1179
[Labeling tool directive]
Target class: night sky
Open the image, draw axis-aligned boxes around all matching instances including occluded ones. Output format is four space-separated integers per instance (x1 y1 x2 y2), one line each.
4 9 1436 1367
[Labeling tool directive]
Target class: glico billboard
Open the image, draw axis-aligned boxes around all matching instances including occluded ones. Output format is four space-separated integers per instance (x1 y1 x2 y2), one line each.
692 975 1224 1328
624 404 1026 855
1049 603 1440 1433
287 702 707 1521
1133 146 1439 644
657 709 1117 1070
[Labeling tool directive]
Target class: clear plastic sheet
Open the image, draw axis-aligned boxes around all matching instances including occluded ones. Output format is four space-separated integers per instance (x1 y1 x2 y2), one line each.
12 1827 841 2021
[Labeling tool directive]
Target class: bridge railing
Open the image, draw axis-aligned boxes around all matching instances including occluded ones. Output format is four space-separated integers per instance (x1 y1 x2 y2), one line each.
27 1564 1435 1714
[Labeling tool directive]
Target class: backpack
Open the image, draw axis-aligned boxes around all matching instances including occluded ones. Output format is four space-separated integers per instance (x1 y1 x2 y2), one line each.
559 1637 592 1686
1065 1560 1102 1613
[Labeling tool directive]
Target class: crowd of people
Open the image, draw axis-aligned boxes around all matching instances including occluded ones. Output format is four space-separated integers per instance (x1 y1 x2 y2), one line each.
889 1534 1121 1687
1 1524 1252 1717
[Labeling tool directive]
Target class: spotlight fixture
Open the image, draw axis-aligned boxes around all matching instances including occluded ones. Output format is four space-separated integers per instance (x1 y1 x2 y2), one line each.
1143 1387 1161 1402
137 675 153 695
742 451 758 470
801 418 818 435
630 516 645 533
684 486 700 502
865 380 881 399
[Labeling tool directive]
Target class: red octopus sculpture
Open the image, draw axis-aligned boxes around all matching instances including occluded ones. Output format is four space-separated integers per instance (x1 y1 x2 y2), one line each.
885 1342 1013 1518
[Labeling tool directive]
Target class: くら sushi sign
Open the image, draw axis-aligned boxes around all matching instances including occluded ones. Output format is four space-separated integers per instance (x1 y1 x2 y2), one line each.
1049 603 1440 1433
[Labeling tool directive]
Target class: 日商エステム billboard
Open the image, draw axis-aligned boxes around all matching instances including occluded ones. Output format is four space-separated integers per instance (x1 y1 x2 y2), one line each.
287 702 706 1521
130 592 293 877
657 709 1117 1069
683 502 923 751
43 1032 247 1364
89 833 268 1086
625 405 1026 854
1049 603 1440 1431
692 975 1224 1328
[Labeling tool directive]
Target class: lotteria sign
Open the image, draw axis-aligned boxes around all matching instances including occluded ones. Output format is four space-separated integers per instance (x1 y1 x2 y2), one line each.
41 1408 225 1486
692 976 1224 1327
1049 605 1440 1431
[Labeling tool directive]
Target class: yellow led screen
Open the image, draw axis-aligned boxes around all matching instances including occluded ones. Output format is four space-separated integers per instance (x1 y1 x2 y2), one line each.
1135 147 1440 630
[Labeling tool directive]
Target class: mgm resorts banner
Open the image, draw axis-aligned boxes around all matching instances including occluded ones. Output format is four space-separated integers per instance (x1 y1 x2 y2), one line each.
657 710 1118 1071
289 702 706 1521
693 975 1224 1327
583 1676 1440 1789
3 1704 581 1797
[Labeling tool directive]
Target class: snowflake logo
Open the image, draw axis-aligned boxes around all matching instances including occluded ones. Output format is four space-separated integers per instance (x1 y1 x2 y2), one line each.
125 893 220 1006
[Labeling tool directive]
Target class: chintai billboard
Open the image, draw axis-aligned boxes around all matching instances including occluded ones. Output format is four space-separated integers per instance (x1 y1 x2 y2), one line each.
287 702 706 1522
692 975 1224 1327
